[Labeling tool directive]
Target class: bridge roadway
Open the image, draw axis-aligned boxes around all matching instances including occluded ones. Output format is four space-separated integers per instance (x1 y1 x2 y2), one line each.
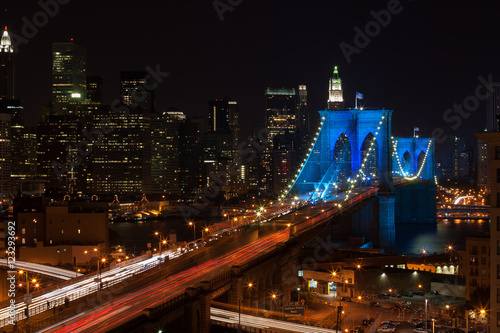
37 188 381 333
0 187 379 332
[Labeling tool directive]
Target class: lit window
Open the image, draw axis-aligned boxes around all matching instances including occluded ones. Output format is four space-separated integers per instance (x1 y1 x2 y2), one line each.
78 229 81 234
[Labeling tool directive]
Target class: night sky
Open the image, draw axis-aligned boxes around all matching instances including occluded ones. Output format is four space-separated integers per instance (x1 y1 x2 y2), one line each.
4 0 500 151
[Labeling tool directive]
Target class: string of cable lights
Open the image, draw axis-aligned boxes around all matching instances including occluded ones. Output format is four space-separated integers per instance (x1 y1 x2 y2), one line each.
279 116 327 202
392 138 432 181
337 114 386 207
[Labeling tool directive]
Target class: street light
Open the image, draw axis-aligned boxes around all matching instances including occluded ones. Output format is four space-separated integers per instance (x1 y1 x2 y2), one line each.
239 283 254 332
159 238 167 269
271 293 283 320
18 270 30 294
418 284 428 332
97 257 106 289
480 309 488 333
188 221 196 240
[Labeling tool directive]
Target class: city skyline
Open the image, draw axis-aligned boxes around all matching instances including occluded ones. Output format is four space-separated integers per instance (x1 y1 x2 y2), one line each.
2 1 500 145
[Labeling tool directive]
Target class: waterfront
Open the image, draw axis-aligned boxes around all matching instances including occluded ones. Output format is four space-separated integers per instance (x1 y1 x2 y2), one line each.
109 217 211 255
396 218 490 256
110 216 490 256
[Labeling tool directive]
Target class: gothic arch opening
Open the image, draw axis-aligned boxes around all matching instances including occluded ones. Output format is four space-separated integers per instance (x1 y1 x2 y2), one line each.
417 151 426 176
333 133 352 184
360 133 379 178
402 151 411 176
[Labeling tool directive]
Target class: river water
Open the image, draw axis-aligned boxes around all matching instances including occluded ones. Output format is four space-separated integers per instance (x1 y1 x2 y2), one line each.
110 217 490 256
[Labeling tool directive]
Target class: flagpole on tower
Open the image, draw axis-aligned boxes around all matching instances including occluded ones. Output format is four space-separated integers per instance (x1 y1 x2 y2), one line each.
355 93 357 109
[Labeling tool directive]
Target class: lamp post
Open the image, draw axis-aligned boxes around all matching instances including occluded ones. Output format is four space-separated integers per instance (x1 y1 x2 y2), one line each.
238 283 253 332
97 257 105 289
271 293 283 320
159 239 167 269
336 302 343 333
188 221 196 241
18 270 29 294
480 309 488 333
418 284 428 331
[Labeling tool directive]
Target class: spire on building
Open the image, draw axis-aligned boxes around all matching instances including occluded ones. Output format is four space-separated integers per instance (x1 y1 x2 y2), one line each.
1 26 13 53
327 66 344 110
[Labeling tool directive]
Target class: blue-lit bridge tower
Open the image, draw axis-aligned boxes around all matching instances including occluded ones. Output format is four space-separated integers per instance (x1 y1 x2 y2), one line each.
288 107 394 199
279 68 436 252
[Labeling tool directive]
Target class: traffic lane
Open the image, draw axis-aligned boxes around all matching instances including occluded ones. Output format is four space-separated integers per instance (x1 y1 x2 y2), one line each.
50 230 290 332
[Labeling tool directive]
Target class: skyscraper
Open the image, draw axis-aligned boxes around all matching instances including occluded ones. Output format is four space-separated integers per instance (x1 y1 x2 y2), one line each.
486 82 500 132
207 98 240 161
473 132 500 333
36 114 79 193
120 71 154 113
151 109 185 195
4 100 24 193
261 88 297 193
477 140 488 187
92 104 151 194
0 110 10 202
0 26 14 100
327 66 344 110
86 76 103 104
52 42 87 105
265 88 296 139
296 84 308 134
179 118 203 196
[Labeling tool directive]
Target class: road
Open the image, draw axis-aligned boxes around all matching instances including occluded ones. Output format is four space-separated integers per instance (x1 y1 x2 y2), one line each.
0 259 83 280
0 249 183 327
41 229 290 332
211 307 338 333
1 189 379 331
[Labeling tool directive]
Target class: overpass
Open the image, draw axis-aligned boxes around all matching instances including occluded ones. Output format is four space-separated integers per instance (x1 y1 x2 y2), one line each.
0 259 82 281
437 204 490 219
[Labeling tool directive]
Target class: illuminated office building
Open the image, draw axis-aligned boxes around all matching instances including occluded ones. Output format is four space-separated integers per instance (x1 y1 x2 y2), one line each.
52 42 87 105
86 76 103 104
265 88 296 139
151 110 185 195
120 71 154 113
327 66 344 110
0 109 10 202
36 114 79 193
0 26 14 100
92 105 151 194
